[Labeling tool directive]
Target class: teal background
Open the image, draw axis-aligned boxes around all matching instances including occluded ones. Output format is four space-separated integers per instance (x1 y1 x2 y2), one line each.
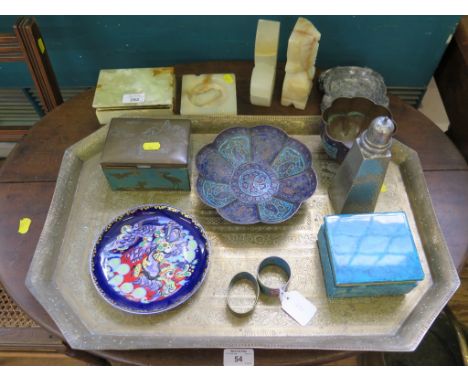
0 16 460 88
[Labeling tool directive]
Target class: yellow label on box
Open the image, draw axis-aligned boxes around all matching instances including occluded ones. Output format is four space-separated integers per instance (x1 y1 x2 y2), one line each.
142 142 161 151
18 217 32 234
37 38 45 54
380 183 388 193
223 74 234 84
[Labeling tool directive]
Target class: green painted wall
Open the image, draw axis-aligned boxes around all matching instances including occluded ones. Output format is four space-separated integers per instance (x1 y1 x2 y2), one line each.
0 15 460 88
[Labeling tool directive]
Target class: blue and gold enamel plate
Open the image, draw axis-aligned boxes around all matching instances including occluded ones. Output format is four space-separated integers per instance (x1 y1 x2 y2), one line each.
90 205 210 314
196 125 317 224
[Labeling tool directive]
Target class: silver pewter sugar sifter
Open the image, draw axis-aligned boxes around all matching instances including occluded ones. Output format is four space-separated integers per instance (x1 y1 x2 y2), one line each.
328 116 396 214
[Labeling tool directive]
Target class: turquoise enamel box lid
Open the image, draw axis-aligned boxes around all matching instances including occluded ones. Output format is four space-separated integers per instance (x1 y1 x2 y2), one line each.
318 212 425 298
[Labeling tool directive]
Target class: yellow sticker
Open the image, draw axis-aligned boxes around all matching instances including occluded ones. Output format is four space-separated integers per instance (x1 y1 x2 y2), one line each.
380 183 388 193
223 74 234 84
37 38 45 54
18 217 32 234
142 141 161 151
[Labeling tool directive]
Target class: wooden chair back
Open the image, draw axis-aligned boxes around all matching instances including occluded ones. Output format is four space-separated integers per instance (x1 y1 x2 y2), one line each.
0 16 63 114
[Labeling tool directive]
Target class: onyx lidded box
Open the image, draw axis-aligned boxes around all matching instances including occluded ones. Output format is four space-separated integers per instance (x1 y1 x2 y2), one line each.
92 67 175 124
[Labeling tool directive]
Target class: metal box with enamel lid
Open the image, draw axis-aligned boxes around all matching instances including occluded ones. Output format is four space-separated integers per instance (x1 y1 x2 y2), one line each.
317 212 425 298
100 118 191 191
92 67 175 124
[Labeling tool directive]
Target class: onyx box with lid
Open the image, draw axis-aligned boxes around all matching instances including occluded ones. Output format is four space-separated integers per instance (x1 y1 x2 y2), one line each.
100 118 191 191
92 67 175 125
317 212 425 298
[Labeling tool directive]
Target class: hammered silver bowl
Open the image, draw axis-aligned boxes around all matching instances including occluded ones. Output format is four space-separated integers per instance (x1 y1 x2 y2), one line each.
319 66 389 112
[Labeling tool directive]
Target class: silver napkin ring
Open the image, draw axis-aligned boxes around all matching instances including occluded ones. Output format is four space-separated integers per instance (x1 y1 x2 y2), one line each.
257 256 291 297
227 257 291 316
226 271 260 317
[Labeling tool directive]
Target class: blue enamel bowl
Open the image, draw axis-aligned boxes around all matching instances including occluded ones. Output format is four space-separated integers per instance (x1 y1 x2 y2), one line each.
90 204 210 314
196 125 317 224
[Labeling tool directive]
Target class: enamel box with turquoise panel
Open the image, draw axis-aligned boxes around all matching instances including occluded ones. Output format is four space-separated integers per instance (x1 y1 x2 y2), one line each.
196 125 317 224
317 212 424 298
101 118 190 191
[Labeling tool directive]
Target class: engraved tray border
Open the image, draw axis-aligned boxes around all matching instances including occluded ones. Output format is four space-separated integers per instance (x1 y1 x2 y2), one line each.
26 115 460 351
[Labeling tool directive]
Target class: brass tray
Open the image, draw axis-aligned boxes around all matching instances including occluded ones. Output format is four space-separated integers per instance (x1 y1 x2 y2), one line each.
26 115 460 351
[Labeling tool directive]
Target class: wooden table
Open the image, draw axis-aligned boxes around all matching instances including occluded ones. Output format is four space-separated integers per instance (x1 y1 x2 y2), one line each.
0 61 467 365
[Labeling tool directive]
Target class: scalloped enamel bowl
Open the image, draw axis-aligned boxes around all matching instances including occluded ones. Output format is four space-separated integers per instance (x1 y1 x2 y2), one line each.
195 125 317 224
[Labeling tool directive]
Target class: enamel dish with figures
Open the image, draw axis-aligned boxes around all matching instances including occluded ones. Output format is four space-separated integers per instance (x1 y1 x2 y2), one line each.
90 205 210 314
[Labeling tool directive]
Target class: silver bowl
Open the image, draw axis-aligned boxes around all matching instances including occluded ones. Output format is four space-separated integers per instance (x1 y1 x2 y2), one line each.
319 66 389 112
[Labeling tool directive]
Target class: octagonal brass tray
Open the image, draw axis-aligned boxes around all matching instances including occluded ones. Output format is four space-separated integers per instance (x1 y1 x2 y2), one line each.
26 115 459 351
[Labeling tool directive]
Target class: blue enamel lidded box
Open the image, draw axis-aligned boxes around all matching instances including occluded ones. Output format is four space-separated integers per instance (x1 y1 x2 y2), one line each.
317 212 425 298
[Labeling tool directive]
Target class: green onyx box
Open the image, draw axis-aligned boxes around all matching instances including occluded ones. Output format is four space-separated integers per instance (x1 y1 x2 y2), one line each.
92 67 175 125
100 118 191 191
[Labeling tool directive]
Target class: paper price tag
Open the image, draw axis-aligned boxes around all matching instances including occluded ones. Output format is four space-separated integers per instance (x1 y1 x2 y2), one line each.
142 141 161 151
223 349 254 366
280 290 316 326
122 93 145 104
37 38 46 54
18 217 32 234
223 74 234 84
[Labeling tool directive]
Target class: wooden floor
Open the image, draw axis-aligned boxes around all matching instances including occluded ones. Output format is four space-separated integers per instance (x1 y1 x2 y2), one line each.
0 351 89 366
